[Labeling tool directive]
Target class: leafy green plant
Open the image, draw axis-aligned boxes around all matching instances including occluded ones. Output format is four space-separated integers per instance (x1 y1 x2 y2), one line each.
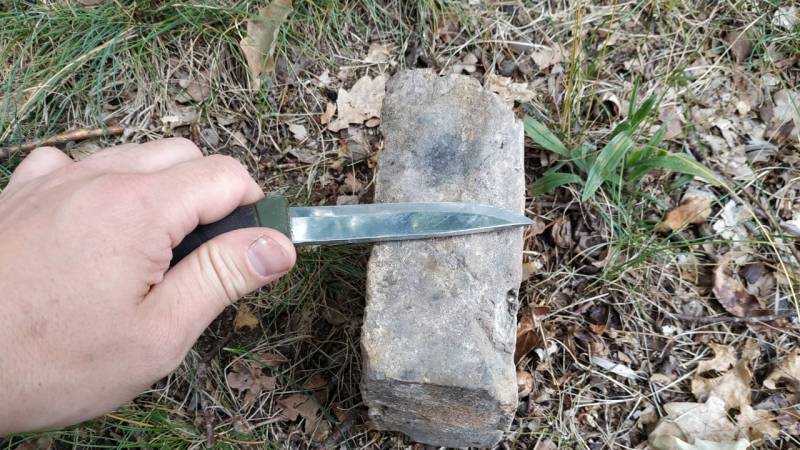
525 92 722 201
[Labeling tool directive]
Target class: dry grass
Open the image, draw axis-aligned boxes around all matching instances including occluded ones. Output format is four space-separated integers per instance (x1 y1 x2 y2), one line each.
2 0 800 449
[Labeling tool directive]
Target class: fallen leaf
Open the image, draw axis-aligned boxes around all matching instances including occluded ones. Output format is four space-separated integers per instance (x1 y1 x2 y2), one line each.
452 53 478 74
363 42 392 64
514 305 545 363
288 123 308 141
339 128 370 161
161 107 198 133
341 172 363 194
551 217 572 248
736 405 780 441
764 349 800 390
651 437 750 450
711 201 750 241
781 218 800 237
176 78 211 103
772 6 799 30
713 253 767 318
239 0 293 90
336 195 359 205
303 373 328 391
278 394 321 435
320 102 336 125
517 370 534 398
13 437 54 450
227 361 276 405
485 73 535 104
234 305 259 331
254 352 289 367
660 106 685 140
328 75 388 132
286 146 319 164
531 45 563 69
590 356 639 380
724 29 753 64
691 360 750 409
649 396 740 445
655 188 715 232
696 343 736 374
364 117 381 128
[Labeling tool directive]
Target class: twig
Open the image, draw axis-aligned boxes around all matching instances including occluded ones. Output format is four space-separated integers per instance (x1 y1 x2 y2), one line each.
674 311 796 324
196 362 216 447
0 125 125 159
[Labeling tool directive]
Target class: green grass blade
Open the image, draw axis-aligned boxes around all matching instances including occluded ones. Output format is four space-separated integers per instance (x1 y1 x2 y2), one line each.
582 132 632 201
530 172 584 196
631 153 724 187
524 116 571 157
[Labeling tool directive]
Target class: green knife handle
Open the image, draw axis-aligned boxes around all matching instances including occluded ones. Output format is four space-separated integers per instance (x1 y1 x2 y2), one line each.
170 194 290 266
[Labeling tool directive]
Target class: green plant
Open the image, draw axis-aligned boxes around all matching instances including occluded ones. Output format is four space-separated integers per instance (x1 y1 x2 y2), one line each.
525 90 723 201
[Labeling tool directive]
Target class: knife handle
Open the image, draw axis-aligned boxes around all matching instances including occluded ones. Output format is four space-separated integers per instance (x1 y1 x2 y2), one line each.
170 195 291 266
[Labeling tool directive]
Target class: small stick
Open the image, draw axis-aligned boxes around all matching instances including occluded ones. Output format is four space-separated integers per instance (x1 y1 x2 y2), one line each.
674 311 796 324
0 125 125 159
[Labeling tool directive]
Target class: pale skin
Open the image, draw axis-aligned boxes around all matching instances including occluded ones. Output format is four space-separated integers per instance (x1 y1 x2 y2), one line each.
0 138 297 435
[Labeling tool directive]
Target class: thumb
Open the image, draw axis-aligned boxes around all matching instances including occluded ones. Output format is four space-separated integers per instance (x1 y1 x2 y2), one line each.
146 228 296 340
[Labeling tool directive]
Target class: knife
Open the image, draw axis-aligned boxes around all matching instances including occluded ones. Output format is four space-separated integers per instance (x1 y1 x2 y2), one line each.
171 194 533 265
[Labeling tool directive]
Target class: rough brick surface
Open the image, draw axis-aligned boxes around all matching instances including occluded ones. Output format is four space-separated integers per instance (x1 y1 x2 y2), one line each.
361 69 525 448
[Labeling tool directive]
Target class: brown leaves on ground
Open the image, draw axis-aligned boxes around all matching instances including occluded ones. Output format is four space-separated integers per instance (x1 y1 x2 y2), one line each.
327 75 388 132
233 304 259 331
227 361 276 406
655 188 715 232
253 352 289 368
764 349 800 390
649 396 749 450
713 253 768 317
278 393 330 441
650 340 780 448
485 73 535 104
239 0 293 90
515 305 548 363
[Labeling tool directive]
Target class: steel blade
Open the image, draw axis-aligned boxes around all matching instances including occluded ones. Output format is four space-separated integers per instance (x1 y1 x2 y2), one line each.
288 202 533 245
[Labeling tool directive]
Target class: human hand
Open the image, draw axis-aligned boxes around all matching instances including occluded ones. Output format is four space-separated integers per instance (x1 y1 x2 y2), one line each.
0 138 296 434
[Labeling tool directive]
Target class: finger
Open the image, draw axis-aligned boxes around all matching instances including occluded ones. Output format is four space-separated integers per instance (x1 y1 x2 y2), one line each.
145 228 295 348
8 146 73 187
81 138 202 173
144 155 264 246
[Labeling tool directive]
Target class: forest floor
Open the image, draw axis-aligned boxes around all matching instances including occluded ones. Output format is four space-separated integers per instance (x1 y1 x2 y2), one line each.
2 1 800 449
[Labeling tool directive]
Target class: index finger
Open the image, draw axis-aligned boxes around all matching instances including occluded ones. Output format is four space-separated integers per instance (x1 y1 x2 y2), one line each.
146 155 263 247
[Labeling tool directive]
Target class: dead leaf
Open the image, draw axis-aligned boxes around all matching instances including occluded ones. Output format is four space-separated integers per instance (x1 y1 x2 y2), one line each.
515 305 546 363
655 188 715 232
328 75 388 132
227 361 276 405
691 361 750 409
551 217 572 248
254 352 289 367
288 123 308 141
341 172 363 194
363 42 391 64
286 146 319 164
13 437 54 450
724 29 753 64
651 437 750 450
161 107 198 134
711 201 750 242
713 253 767 318
336 195 359 205
649 396 741 446
736 405 780 441
239 0 293 90
781 218 800 237
303 373 327 391
320 102 336 125
278 393 322 435
234 305 259 331
590 356 639 380
531 45 563 69
517 370 534 398
340 128 370 161
764 349 800 390
452 53 478 74
773 6 799 30
176 78 210 103
660 106 685 140
485 73 535 104
697 343 737 374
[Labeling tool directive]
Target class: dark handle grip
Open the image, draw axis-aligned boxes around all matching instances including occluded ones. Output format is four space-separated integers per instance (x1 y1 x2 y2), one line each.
170 205 258 266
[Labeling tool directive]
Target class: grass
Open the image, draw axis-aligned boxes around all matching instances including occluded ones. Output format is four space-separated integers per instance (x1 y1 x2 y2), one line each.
2 0 800 449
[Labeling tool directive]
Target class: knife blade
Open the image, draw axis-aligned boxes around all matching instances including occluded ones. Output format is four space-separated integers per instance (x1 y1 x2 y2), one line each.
170 194 532 265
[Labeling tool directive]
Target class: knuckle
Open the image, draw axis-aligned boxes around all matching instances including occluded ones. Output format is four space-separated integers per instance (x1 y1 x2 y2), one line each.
198 240 250 304
165 137 202 158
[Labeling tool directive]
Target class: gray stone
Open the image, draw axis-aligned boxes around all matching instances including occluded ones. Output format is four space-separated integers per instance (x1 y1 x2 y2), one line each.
361 69 525 448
